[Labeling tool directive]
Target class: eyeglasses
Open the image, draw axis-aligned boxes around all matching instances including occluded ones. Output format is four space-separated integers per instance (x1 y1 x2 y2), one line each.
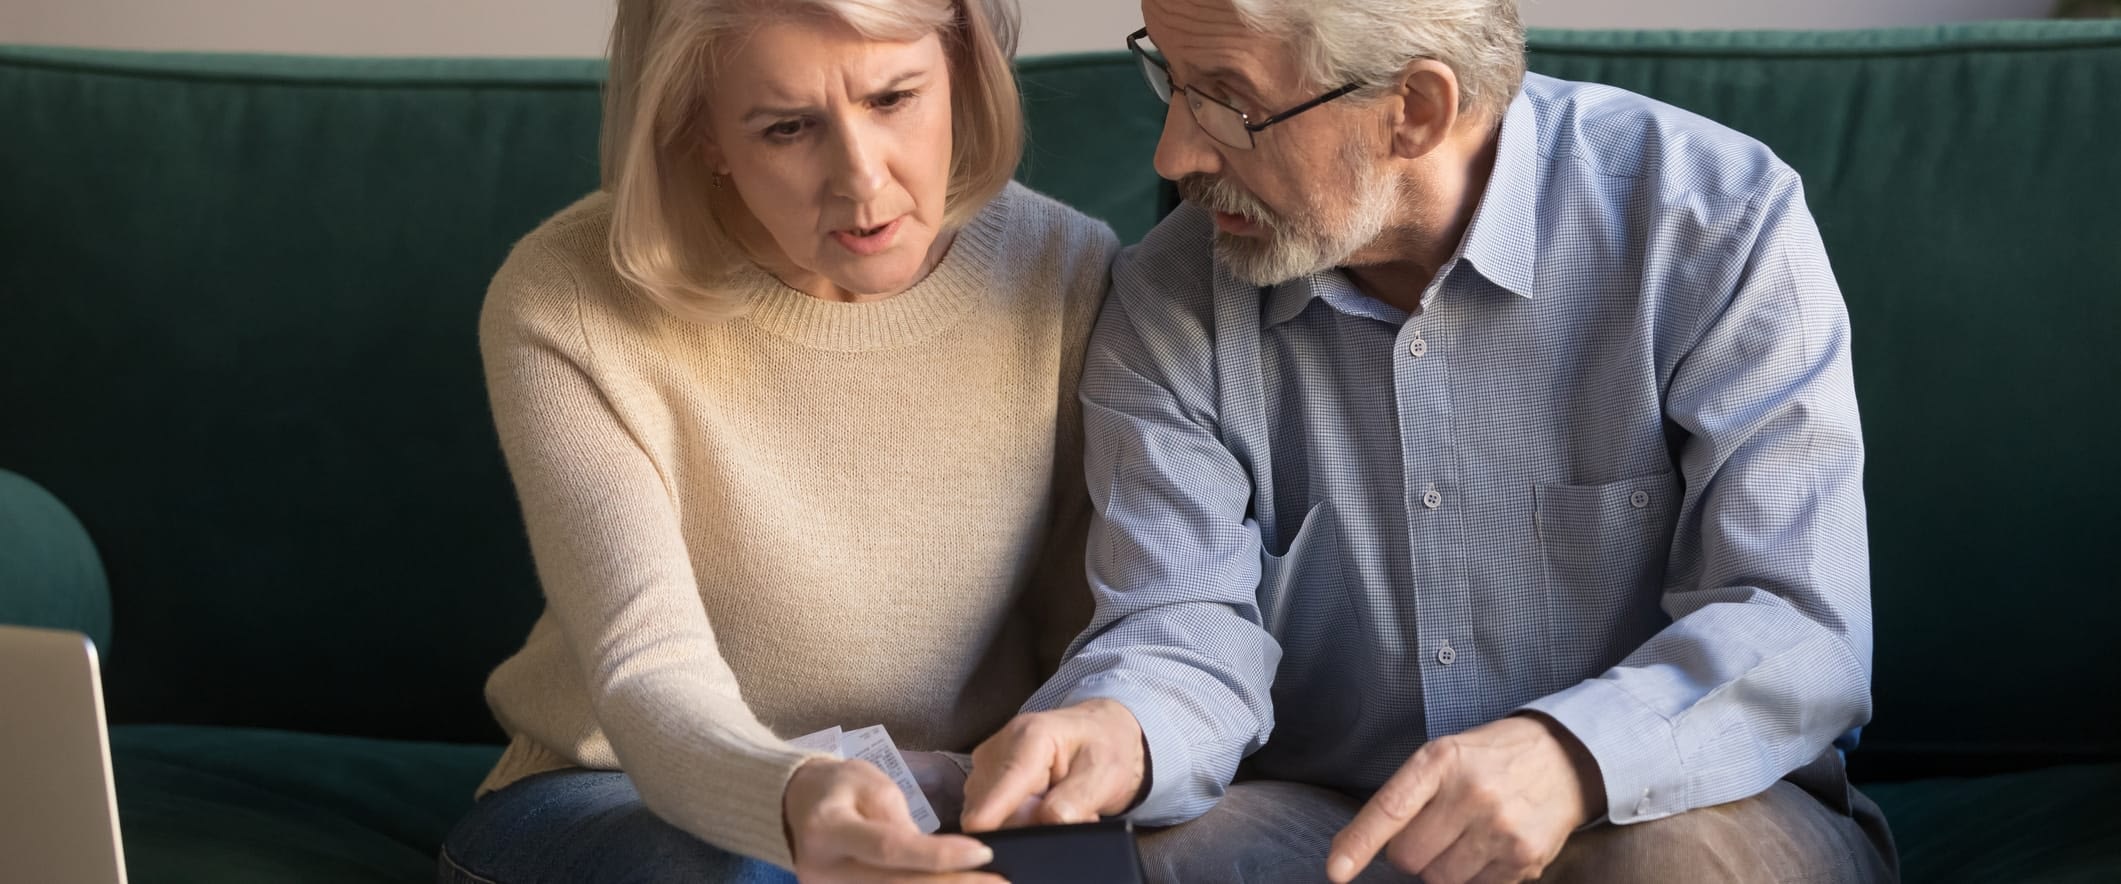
1127 27 1361 151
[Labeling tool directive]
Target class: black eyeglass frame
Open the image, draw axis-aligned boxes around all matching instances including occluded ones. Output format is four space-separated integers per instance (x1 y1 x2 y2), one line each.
1126 27 1362 150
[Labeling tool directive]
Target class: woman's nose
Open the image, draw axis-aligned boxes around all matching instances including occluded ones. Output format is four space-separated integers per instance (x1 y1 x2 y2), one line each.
830 126 890 203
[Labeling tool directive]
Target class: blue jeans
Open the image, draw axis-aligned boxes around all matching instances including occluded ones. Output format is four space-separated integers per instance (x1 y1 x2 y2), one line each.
438 769 795 884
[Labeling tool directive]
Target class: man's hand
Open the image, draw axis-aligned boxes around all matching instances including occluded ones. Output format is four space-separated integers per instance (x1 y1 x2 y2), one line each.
1327 714 1605 884
959 699 1146 832
783 757 1002 884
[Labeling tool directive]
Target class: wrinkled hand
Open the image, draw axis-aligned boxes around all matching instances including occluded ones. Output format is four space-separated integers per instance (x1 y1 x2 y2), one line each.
783 757 1003 884
959 699 1146 832
1327 714 1605 884
902 751 970 832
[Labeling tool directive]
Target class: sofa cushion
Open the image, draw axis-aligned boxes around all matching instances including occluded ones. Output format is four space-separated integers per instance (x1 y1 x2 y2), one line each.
0 468 111 651
112 724 499 883
1864 763 2121 883
111 725 2121 884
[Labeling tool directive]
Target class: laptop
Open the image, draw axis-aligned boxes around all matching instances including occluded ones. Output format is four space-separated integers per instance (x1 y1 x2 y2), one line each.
0 624 129 884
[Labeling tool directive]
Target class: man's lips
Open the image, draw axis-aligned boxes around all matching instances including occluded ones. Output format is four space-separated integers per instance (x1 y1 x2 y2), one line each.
1212 210 1264 236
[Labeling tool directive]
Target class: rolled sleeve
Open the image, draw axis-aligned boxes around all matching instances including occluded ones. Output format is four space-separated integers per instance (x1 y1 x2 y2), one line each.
1057 674 1205 824
1520 679 1686 823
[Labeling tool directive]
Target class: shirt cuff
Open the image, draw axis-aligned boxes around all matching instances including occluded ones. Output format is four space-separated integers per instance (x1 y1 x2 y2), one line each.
1517 678 1686 825
1062 676 1207 826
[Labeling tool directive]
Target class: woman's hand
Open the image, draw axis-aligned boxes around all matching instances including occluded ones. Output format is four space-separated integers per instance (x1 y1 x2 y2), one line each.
783 757 1003 883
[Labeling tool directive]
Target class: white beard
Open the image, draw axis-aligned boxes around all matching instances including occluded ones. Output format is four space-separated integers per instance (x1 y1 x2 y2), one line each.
1183 142 1403 287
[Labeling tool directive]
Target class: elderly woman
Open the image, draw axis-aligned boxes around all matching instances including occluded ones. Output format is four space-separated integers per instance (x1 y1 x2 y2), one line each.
436 0 1117 881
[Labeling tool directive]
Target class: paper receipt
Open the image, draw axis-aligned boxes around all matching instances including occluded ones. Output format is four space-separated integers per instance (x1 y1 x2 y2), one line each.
790 724 941 834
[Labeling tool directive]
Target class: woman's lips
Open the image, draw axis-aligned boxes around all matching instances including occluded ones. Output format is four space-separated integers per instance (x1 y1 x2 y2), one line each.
830 217 904 256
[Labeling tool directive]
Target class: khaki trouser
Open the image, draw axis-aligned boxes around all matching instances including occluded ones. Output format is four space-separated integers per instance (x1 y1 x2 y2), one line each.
1136 778 1897 883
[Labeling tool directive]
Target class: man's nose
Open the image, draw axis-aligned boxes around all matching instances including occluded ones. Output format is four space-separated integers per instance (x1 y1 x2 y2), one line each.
1152 94 1222 183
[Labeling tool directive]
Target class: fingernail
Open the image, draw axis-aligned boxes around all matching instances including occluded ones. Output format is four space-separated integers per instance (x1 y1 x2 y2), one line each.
1048 802 1073 820
1328 856 1353 880
972 845 995 865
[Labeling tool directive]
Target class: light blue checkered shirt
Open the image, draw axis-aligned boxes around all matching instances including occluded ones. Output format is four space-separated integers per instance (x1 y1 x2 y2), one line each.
1025 73 1873 827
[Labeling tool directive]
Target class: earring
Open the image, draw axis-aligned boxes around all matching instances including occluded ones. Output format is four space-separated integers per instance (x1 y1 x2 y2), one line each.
712 173 723 190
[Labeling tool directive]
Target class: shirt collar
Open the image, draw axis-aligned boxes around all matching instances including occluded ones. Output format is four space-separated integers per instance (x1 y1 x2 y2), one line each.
1259 85 1541 329
1263 270 1407 328
1458 85 1541 302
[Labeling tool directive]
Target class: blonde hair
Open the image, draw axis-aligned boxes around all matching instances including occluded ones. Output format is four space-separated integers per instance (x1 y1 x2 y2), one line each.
602 0 1023 322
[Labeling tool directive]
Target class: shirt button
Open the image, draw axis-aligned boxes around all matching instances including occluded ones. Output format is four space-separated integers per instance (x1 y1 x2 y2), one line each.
1408 336 1428 358
1423 489 1442 509
1436 644 1456 665
1630 490 1650 509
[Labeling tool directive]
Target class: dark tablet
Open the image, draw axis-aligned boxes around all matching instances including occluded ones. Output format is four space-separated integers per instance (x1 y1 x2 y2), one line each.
972 818 1148 884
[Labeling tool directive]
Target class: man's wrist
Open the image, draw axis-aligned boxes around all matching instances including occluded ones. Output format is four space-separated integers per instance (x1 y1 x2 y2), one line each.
1515 711 1607 824
1128 726 1154 811
1078 698 1151 813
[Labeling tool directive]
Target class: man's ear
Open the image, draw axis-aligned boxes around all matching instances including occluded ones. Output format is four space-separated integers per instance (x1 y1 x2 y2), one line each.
1384 59 1462 160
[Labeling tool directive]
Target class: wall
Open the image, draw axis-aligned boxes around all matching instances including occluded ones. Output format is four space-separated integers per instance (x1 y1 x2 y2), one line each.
3 0 2062 59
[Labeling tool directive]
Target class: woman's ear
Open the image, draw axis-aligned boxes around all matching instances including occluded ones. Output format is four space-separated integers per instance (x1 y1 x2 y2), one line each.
1384 59 1462 160
701 137 729 177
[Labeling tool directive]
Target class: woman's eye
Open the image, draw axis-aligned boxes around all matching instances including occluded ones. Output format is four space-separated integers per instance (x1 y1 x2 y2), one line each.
764 120 806 141
875 90 916 111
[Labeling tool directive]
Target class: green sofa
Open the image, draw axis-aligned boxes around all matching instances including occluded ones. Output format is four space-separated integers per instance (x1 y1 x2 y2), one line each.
3 20 2117 883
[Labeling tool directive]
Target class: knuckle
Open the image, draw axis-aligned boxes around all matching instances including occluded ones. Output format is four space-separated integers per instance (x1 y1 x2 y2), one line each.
1506 840 1542 869
1463 781 1501 811
1377 787 1419 821
1430 735 1464 763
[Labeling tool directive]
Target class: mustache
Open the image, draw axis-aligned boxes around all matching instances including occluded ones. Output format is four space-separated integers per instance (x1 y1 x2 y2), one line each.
1177 174 1275 228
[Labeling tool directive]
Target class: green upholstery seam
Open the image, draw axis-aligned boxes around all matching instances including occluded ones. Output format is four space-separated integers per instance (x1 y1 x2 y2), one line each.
0 57 603 90
10 22 2115 90
1530 36 2121 61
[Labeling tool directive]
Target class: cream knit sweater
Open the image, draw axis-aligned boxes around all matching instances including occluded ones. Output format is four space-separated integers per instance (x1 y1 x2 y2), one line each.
474 182 1117 869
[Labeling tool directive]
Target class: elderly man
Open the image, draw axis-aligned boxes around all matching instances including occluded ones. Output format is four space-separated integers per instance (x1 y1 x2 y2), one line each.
959 0 1898 882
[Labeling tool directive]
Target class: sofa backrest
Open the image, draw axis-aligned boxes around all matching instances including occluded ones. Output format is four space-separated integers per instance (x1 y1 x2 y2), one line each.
0 45 1173 747
3 22 2116 775
1522 23 2121 779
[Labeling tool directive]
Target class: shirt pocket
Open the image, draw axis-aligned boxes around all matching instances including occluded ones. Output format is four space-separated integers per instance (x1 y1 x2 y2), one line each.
1533 471 1681 674
1257 502 1366 749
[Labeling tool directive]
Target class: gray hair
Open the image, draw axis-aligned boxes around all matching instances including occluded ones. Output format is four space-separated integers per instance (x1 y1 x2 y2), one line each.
1228 0 1525 119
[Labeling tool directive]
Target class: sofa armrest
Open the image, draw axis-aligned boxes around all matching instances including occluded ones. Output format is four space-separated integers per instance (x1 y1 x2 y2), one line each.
0 469 111 653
